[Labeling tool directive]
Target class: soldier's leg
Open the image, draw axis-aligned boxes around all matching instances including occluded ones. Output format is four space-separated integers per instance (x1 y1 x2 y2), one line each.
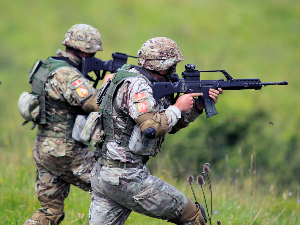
27 196 65 225
128 175 206 225
26 145 95 225
89 191 131 225
24 137 69 225
61 145 96 190
94 166 206 224
24 167 69 225
88 164 131 224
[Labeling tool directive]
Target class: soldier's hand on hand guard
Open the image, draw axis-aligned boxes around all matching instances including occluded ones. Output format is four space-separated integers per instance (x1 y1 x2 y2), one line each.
209 88 223 104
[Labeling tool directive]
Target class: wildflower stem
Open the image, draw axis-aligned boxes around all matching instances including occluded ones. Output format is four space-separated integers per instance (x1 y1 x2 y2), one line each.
200 185 211 224
190 183 198 203
207 174 212 222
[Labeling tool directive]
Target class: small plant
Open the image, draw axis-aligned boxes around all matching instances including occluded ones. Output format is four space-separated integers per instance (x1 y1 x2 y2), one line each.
203 163 212 224
187 175 198 203
187 163 221 225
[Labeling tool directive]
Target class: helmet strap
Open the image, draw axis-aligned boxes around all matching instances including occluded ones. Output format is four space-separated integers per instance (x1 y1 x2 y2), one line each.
64 47 82 67
71 48 84 59
152 63 177 81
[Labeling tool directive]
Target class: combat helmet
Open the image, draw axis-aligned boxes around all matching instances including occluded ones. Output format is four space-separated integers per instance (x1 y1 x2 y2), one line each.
62 24 103 53
137 37 185 71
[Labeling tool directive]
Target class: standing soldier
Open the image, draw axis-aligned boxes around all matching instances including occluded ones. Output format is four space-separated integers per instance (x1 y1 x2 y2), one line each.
21 24 103 225
88 37 223 225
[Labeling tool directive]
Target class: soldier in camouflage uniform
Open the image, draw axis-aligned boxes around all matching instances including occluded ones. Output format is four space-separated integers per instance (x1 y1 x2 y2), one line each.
23 24 104 225
89 37 223 225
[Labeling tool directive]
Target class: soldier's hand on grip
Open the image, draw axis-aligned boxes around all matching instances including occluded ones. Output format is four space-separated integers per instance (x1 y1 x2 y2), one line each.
174 93 203 112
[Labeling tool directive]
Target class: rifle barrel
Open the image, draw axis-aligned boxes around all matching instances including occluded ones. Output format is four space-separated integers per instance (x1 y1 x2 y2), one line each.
262 81 288 86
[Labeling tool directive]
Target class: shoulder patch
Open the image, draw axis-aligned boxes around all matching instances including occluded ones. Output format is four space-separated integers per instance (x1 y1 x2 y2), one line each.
72 79 83 88
137 102 149 113
68 77 93 101
76 85 89 97
134 92 147 101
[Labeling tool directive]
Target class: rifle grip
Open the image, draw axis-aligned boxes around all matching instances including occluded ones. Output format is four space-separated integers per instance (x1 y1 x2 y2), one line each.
202 97 218 118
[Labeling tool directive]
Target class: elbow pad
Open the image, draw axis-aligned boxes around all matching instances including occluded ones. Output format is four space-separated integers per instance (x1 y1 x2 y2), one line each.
82 90 101 113
169 118 189 134
135 111 169 138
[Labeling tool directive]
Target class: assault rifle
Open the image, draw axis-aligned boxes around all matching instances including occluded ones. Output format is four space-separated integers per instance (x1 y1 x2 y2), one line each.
81 52 137 88
152 64 288 118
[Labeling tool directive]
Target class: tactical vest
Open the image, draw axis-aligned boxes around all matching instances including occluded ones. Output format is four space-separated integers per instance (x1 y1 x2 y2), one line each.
30 57 86 139
94 64 150 158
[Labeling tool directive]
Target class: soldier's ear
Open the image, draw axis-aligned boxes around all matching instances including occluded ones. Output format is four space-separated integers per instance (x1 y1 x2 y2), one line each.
158 70 167 75
82 53 90 58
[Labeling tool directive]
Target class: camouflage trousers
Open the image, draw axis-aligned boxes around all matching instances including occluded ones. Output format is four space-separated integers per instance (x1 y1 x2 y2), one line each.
25 136 96 224
89 162 188 225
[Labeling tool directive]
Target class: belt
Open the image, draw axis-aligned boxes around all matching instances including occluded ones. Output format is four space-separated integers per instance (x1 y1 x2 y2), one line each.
37 127 65 138
98 158 141 169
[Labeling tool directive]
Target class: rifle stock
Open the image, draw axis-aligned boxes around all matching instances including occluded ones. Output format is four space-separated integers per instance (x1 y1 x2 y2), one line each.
81 52 137 88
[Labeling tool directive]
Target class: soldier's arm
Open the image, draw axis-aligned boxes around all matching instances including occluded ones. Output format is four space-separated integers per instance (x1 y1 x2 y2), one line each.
118 77 181 138
46 67 100 113
100 73 114 88
170 88 222 134
169 105 203 134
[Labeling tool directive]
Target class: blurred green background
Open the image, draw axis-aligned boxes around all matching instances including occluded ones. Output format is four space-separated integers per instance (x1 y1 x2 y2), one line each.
0 0 299 224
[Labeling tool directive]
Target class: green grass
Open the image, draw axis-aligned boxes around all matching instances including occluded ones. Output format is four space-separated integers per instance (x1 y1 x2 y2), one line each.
1 135 299 224
1 0 300 224
0 137 299 224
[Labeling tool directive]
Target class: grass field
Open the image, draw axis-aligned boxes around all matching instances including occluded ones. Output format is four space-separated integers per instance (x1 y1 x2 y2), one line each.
1 136 299 224
1 0 300 224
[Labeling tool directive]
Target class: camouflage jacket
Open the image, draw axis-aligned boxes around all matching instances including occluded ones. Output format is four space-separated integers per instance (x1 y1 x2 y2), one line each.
38 50 97 133
97 67 202 164
35 50 98 156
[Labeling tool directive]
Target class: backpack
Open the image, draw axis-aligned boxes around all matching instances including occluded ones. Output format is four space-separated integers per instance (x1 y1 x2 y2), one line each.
18 58 72 127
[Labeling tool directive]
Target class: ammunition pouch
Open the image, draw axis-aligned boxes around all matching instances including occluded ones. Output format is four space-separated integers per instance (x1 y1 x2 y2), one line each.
72 112 105 147
96 65 147 157
18 92 40 124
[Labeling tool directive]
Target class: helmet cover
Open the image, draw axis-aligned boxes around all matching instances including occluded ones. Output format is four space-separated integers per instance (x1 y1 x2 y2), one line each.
62 24 103 53
137 37 184 71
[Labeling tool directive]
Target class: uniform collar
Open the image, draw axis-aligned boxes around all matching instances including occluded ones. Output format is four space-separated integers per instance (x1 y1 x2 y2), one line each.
56 49 81 66
134 67 159 83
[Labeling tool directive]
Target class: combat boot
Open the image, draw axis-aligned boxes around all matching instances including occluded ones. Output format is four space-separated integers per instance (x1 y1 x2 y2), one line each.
167 199 207 225
25 196 65 225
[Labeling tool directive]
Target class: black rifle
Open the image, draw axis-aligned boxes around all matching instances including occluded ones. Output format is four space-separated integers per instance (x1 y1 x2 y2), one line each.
81 52 137 88
152 64 288 118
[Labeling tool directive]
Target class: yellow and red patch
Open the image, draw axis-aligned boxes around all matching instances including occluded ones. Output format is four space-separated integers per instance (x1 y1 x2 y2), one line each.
76 85 89 97
137 102 148 113
134 92 146 101
72 79 83 88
